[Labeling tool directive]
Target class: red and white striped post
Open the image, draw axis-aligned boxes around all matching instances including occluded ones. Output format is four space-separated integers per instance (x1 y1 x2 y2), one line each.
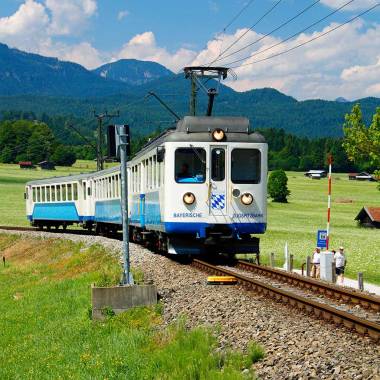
326 154 333 250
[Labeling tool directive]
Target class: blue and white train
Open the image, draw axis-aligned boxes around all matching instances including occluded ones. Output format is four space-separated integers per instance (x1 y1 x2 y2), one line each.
26 115 267 256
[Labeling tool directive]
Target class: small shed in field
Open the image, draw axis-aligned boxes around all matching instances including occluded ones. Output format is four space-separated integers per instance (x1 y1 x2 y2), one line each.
355 172 376 181
19 161 35 169
38 161 55 170
304 170 327 179
355 207 380 228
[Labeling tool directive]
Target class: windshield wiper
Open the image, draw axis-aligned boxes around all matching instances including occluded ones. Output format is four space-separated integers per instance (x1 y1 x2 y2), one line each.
189 144 206 165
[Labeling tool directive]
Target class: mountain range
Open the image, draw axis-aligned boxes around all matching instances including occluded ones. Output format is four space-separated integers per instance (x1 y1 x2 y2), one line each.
0 42 379 138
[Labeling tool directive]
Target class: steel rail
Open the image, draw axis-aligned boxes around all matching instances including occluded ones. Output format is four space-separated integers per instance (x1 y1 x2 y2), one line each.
192 259 380 342
236 260 380 312
0 226 37 232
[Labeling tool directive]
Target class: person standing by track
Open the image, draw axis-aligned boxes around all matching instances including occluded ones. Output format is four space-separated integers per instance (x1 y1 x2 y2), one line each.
311 247 321 279
334 246 346 285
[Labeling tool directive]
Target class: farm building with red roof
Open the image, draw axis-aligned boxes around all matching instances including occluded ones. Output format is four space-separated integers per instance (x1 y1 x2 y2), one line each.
355 207 380 228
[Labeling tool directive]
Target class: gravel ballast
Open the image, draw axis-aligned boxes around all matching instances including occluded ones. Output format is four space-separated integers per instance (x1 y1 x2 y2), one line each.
2 229 379 380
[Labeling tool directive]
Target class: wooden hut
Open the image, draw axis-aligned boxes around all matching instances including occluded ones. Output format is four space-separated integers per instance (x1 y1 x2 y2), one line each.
355 207 380 228
38 161 55 170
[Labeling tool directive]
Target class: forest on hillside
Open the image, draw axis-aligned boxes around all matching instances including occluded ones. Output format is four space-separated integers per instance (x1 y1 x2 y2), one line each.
0 110 371 173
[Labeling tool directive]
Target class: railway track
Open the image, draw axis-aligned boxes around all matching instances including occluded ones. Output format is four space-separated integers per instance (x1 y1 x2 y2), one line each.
236 260 380 312
192 259 380 342
0 226 37 232
0 225 95 236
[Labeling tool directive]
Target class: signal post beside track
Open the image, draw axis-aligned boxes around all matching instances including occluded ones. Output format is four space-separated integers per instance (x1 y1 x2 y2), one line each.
91 124 157 319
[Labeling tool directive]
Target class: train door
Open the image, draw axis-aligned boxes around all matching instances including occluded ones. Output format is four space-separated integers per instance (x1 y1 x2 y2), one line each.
209 146 228 216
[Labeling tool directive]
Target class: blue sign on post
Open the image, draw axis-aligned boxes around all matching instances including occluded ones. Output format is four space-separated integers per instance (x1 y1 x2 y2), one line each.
317 229 327 248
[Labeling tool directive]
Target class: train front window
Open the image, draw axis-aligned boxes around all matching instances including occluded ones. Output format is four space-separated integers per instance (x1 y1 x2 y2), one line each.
211 148 225 181
231 149 261 184
175 148 206 183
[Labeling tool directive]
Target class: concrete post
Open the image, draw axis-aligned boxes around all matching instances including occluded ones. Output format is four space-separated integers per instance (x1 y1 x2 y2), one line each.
289 254 294 272
320 251 334 282
358 272 364 291
270 252 275 268
306 256 311 277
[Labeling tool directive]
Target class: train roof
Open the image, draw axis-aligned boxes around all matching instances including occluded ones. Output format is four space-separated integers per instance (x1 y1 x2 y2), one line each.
26 165 123 186
26 172 94 186
134 116 266 160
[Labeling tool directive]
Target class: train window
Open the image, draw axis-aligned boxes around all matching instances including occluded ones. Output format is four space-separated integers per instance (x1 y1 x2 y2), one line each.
46 186 51 202
109 177 112 198
57 186 61 201
51 186 56 201
67 184 72 201
132 168 135 193
33 187 36 202
157 161 161 187
73 183 78 200
62 184 67 201
88 185 91 197
231 149 261 184
82 182 86 200
36 187 40 202
153 156 157 188
211 148 225 181
161 161 165 186
41 187 46 202
175 148 206 183
149 157 153 189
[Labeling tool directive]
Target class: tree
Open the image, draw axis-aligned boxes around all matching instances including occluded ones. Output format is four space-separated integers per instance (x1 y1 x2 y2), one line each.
51 145 76 166
268 169 291 203
343 104 380 168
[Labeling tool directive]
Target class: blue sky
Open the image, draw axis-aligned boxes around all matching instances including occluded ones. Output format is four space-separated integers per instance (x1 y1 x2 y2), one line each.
0 0 379 99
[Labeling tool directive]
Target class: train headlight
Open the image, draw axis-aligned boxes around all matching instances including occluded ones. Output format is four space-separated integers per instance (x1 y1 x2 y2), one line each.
241 192 253 205
212 128 225 141
183 192 196 205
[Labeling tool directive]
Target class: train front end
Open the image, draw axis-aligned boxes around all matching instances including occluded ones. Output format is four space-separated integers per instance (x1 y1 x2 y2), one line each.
162 116 267 256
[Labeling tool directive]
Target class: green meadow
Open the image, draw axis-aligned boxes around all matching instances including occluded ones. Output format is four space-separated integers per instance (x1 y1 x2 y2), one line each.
260 173 380 284
0 161 115 226
0 162 379 284
0 235 262 379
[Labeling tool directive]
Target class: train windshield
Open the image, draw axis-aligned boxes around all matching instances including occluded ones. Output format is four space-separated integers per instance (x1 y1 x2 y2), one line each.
175 148 206 183
231 149 261 184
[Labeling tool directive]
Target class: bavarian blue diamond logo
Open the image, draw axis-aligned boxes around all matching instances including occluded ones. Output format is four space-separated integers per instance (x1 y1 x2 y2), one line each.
211 193 226 209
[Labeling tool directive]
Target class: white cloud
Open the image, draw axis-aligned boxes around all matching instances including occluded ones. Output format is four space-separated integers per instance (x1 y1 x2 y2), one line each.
189 20 380 100
320 0 379 11
45 0 97 35
0 0 102 69
0 0 50 52
341 57 380 96
209 1 219 13
118 10 130 21
0 1 379 99
48 41 104 69
115 31 197 71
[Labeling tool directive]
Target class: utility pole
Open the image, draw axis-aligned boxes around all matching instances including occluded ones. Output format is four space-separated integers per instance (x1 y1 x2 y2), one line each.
94 110 119 171
117 124 133 285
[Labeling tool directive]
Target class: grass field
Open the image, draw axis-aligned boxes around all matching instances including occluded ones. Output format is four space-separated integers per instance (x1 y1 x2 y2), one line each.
0 235 262 379
0 161 116 226
0 162 379 284
260 173 380 284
